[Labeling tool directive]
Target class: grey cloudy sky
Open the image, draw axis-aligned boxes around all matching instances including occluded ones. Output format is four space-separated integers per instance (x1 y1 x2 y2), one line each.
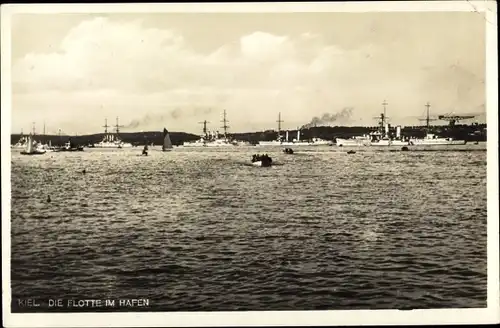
10 11 486 134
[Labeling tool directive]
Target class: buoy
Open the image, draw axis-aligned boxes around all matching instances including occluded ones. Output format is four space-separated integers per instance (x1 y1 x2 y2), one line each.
82 169 86 174
47 195 51 203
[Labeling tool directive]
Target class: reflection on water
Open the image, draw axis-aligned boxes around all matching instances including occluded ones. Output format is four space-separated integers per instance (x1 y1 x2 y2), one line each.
10 145 487 311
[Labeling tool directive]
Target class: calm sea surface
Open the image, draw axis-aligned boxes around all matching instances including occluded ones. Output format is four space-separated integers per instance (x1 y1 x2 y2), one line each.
10 144 487 311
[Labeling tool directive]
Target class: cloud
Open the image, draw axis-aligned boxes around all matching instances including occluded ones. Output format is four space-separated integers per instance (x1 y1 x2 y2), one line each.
11 16 485 133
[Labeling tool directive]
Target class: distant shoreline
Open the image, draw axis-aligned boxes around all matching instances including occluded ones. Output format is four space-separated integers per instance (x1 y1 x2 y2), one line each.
10 123 487 146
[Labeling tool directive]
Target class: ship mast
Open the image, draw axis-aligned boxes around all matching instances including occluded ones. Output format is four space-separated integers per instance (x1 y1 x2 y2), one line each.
114 117 123 136
103 118 109 134
198 120 210 136
381 100 388 127
276 112 284 140
380 100 389 137
220 110 230 139
425 102 431 129
43 122 46 136
418 102 437 131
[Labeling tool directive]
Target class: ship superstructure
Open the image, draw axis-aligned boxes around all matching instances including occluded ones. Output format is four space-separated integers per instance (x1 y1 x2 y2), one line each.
409 102 467 145
258 112 333 146
182 110 249 147
94 117 132 148
336 101 408 146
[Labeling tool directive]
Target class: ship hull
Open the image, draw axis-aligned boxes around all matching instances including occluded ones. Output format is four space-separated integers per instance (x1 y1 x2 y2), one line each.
336 138 409 147
20 150 46 155
335 138 371 147
251 160 272 167
258 141 333 146
370 140 410 146
409 139 467 146
93 142 133 148
59 147 84 152
182 142 238 147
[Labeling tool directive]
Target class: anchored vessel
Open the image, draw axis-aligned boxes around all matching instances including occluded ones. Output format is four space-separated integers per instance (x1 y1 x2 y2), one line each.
20 135 46 155
94 118 133 148
336 102 468 146
182 110 250 147
59 139 84 152
12 135 29 149
409 103 467 146
336 101 409 147
12 124 45 149
409 133 466 145
258 112 333 146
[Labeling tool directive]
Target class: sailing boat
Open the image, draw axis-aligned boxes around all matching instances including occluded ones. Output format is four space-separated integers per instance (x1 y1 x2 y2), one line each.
20 135 46 155
162 128 173 152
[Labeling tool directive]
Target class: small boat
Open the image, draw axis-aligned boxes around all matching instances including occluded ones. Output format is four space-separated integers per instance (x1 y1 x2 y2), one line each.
20 135 46 155
162 128 173 152
347 150 356 154
401 146 409 151
59 140 84 152
283 148 294 154
251 154 273 167
142 144 148 156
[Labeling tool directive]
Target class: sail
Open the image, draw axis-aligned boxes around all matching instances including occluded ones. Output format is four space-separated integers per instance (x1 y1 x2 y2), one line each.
26 135 33 153
162 128 173 151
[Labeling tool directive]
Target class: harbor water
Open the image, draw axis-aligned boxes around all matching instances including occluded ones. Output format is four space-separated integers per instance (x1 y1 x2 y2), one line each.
10 144 487 311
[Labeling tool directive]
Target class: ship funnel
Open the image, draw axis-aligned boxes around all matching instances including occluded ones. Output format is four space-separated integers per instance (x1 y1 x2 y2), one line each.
285 131 289 142
297 130 300 141
396 126 401 138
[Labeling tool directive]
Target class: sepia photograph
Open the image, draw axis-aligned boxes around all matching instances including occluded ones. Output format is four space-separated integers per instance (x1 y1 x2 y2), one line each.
1 1 498 327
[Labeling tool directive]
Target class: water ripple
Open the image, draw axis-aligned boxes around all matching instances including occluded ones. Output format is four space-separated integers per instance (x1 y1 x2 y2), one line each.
10 146 487 311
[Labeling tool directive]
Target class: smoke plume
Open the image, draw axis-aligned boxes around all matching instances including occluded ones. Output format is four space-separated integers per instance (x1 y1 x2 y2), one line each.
125 107 215 129
301 107 354 129
125 114 164 129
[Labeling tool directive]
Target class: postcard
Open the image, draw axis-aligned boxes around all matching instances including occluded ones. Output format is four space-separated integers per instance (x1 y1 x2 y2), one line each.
2 1 498 327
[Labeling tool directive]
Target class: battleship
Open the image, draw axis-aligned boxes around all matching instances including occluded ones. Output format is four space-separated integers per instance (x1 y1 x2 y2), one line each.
336 101 410 147
93 118 133 148
408 103 468 146
258 112 333 146
335 101 470 147
182 110 250 147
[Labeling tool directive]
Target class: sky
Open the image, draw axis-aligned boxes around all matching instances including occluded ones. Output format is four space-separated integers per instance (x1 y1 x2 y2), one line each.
9 11 487 135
